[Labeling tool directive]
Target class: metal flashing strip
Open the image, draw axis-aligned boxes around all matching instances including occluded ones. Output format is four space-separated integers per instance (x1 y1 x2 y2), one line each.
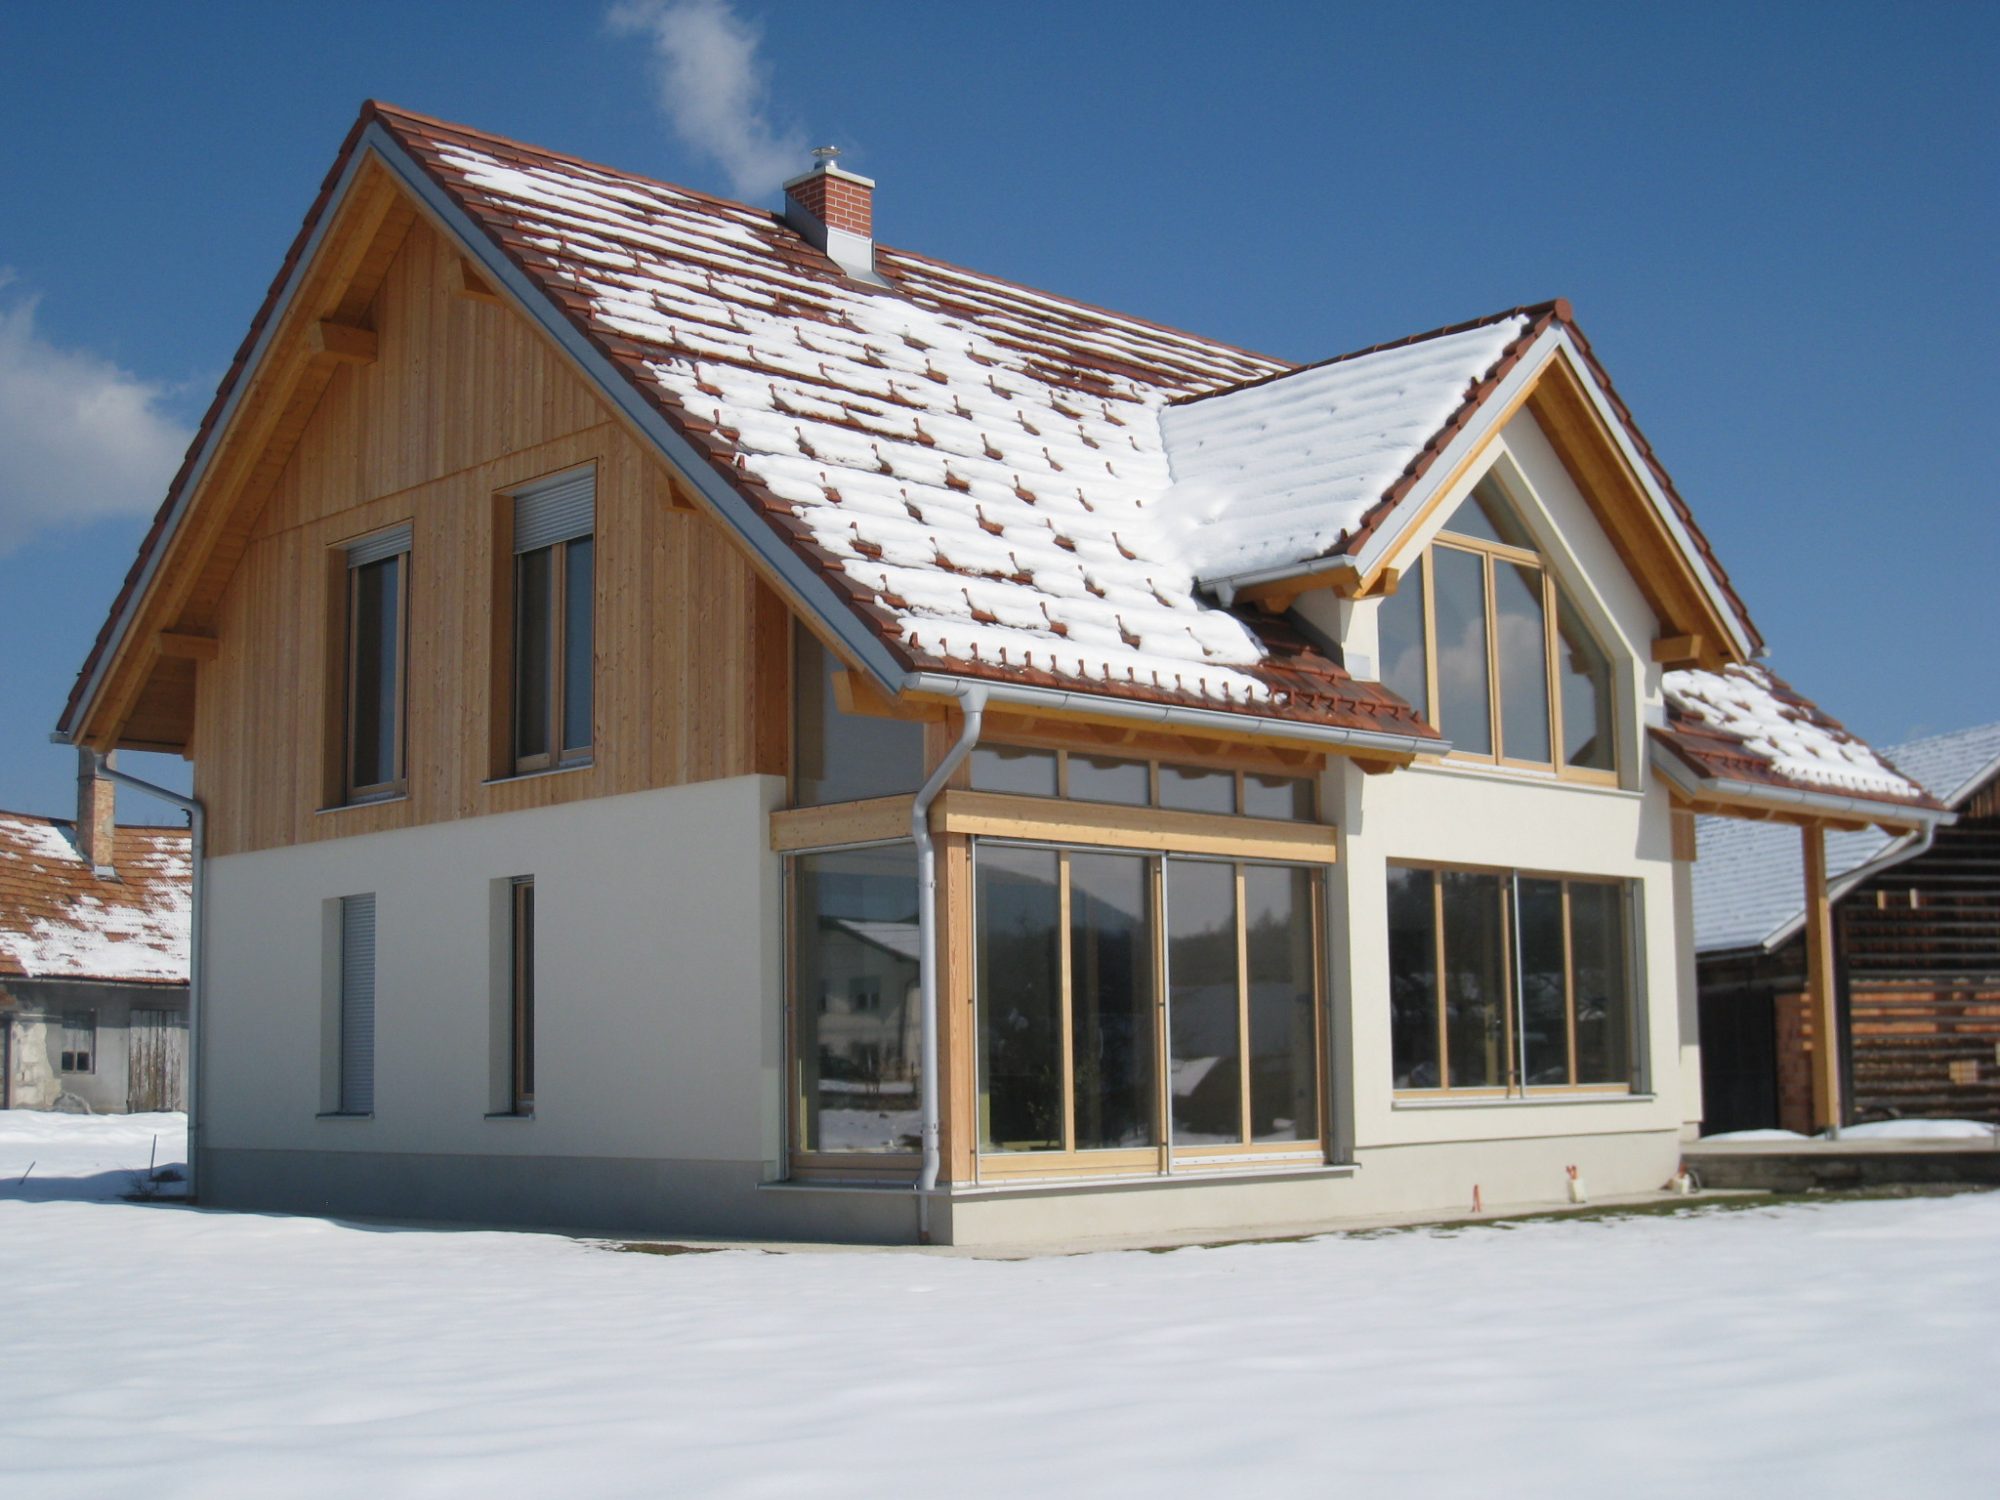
359 123 913 695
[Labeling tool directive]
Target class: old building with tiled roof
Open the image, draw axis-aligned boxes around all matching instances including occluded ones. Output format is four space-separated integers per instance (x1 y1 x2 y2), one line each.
49 103 1950 1242
1 755 189 1113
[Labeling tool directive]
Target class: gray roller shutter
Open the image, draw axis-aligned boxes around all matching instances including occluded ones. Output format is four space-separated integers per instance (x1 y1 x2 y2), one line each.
514 469 595 553
339 894 376 1114
345 524 412 569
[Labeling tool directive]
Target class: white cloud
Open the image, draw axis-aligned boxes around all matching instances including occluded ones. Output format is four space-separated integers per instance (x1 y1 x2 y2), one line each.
607 0 808 200
0 275 193 555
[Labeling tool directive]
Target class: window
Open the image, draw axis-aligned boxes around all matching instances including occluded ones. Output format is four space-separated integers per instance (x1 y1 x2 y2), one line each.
792 629 925 806
975 843 1323 1170
510 878 535 1113
511 470 595 773
1377 479 1615 776
338 893 376 1114
342 525 412 802
60 1011 95 1074
1387 864 1636 1095
968 746 1316 821
790 844 922 1154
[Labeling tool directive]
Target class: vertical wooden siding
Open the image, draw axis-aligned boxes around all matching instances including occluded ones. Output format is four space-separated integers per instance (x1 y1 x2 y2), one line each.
194 219 787 856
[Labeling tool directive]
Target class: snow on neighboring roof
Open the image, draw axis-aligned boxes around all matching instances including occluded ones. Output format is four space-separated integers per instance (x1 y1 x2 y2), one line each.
1692 719 1998 953
1661 664 1930 801
1155 315 1533 582
0 812 190 985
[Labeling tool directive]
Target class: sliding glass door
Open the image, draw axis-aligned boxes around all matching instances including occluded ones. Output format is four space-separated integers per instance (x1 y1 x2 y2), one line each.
976 841 1323 1179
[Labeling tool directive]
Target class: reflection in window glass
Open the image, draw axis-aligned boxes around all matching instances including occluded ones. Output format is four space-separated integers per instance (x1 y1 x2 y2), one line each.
977 846 1063 1152
971 745 1059 797
1516 878 1568 1085
792 631 925 806
1242 774 1314 821
792 845 922 1153
1441 871 1507 1089
1432 546 1492 755
1167 860 1242 1144
1386 867 1440 1089
1245 865 1316 1141
1159 765 1235 815
1067 754 1150 806
1556 582 1615 772
1494 561 1552 763
1069 853 1156 1150
1570 882 1631 1083
513 547 554 764
561 537 594 756
1378 556 1428 722
350 553 403 792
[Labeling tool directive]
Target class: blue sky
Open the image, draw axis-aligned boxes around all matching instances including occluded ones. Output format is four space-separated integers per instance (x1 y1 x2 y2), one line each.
0 1 1993 821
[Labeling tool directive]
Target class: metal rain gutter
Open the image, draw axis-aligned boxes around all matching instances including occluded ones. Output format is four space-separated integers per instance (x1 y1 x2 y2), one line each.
91 755 206 1204
910 683 986 1243
904 671 1445 760
1648 740 1955 829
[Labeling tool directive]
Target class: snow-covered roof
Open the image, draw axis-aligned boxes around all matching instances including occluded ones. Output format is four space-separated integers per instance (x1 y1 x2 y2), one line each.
0 813 190 985
1692 720 1998 953
1658 665 1937 804
378 109 1446 738
1156 316 1533 582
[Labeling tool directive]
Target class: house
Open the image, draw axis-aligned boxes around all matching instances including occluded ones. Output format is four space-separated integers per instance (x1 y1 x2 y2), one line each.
1693 721 1999 1134
1 753 190 1113
50 102 1950 1246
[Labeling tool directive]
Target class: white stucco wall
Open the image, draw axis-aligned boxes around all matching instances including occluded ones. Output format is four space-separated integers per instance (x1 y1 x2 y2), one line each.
202 775 785 1174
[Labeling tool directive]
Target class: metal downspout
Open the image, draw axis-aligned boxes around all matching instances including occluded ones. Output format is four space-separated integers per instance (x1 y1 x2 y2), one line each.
92 754 205 1202
912 686 987 1243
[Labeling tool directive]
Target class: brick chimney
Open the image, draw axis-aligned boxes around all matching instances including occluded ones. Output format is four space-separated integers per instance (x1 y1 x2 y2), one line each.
784 146 884 285
76 747 117 877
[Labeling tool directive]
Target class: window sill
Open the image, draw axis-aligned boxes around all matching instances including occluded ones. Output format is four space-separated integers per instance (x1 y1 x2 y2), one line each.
316 795 408 816
484 1110 535 1121
482 763 593 788
764 1161 1358 1197
1407 759 1637 797
1391 1093 1655 1110
315 1110 374 1120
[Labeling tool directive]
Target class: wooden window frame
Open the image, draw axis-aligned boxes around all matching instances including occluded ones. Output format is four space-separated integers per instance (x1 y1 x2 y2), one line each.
60 1009 96 1074
971 837 1328 1182
1389 859 1637 1100
511 534 595 776
342 544 411 805
970 744 1321 823
1409 483 1619 785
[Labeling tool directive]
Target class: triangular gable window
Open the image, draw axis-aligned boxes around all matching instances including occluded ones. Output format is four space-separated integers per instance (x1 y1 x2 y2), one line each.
1378 478 1616 777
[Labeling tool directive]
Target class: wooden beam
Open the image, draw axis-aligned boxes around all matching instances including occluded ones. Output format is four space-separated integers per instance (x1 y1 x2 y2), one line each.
445 254 504 306
156 630 219 662
1651 633 1705 667
1358 566 1402 599
935 788 1338 864
1802 823 1843 1131
306 320 377 365
770 795 913 852
832 669 947 724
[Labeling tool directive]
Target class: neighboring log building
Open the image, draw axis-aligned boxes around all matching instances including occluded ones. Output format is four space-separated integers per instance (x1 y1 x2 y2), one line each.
1694 723 2000 1133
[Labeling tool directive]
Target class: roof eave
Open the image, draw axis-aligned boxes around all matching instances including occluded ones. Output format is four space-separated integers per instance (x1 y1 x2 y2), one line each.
1649 736 1953 831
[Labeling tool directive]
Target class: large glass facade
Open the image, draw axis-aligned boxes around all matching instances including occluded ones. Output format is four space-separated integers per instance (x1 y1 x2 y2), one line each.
1387 864 1636 1094
971 844 1324 1168
791 845 924 1153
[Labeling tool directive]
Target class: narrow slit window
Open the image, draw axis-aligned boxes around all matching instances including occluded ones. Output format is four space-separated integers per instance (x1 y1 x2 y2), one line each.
339 893 376 1115
511 878 535 1113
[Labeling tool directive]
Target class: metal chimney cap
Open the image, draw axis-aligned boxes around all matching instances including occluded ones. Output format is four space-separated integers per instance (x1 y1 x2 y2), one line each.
810 145 842 168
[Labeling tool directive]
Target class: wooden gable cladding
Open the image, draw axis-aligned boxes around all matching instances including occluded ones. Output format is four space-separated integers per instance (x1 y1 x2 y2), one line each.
1519 353 1734 670
192 216 788 857
78 159 420 753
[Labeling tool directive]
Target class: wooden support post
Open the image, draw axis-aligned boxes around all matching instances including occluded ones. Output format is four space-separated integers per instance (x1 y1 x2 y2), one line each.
1801 823 1842 1132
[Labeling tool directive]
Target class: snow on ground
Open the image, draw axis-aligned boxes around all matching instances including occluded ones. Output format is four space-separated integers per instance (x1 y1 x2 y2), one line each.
1 1114 1995 1498
1835 1118 1998 1141
0 1109 185 1200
